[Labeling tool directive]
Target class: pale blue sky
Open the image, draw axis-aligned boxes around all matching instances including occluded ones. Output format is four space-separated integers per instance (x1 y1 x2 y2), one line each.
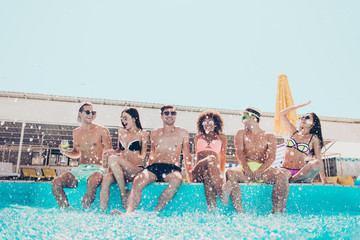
1 1 359 118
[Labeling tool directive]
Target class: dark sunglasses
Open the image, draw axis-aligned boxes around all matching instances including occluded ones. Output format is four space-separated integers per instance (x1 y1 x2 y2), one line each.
84 110 96 115
163 111 177 116
301 115 311 120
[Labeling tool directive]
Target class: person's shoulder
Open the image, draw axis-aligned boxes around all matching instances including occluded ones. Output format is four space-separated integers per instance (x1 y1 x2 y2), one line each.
235 129 246 136
140 129 149 137
176 127 189 134
218 132 227 140
150 128 161 136
94 124 109 131
264 131 276 138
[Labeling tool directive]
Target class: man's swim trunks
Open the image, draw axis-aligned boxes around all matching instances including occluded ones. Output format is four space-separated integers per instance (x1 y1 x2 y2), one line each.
240 162 264 173
239 162 267 183
145 163 181 182
69 164 105 185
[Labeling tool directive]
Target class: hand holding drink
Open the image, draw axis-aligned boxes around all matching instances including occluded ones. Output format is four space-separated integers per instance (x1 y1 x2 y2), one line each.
60 140 69 154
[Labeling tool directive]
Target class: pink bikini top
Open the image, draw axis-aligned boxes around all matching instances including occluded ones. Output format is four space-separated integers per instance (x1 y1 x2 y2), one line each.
196 135 222 154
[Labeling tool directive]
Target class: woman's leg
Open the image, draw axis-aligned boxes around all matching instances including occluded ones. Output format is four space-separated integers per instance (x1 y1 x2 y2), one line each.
192 156 231 206
108 155 143 208
203 169 217 211
291 159 322 183
226 167 246 213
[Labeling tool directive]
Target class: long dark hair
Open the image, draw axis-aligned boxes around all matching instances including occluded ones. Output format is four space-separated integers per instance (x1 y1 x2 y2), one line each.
197 111 224 135
121 108 143 130
309 112 323 156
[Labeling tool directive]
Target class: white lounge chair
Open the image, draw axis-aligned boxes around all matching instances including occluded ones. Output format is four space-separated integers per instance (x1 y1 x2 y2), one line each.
0 162 19 177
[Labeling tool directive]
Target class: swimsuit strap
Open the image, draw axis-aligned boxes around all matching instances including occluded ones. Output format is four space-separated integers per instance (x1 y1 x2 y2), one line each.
291 131 299 138
308 134 314 145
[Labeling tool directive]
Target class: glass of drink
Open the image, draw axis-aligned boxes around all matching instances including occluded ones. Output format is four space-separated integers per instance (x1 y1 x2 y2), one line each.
60 140 69 163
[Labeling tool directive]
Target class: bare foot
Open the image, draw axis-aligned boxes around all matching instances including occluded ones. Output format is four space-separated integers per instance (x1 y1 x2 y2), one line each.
121 191 129 209
221 180 232 206
110 209 123 215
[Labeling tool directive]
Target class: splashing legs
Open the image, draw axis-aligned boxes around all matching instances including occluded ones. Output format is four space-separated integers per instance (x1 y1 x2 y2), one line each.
51 172 78 208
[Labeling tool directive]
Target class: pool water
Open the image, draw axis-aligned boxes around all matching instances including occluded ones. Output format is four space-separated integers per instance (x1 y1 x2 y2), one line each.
1 182 360 239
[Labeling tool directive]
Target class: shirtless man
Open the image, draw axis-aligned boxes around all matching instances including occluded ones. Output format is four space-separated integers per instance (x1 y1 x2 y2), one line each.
51 102 112 209
226 107 289 213
111 105 192 215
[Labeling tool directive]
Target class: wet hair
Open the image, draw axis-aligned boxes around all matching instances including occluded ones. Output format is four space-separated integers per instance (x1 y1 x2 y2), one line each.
197 111 224 135
309 112 323 156
121 108 143 130
160 105 175 114
79 102 93 112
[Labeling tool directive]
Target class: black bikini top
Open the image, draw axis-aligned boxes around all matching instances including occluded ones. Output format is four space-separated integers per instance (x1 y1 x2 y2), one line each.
119 139 141 152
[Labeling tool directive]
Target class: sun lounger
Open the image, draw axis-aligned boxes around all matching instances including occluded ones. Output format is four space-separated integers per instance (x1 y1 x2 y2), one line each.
42 169 57 179
22 168 45 180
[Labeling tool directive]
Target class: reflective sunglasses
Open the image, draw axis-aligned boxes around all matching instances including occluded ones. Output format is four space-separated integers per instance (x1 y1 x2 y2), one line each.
163 111 177 116
84 110 97 115
202 121 214 126
242 114 255 120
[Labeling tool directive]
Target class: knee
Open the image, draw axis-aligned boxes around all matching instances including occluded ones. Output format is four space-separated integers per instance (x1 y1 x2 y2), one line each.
51 178 61 189
88 173 103 187
108 156 119 168
226 169 234 180
309 159 322 170
168 172 182 187
132 174 147 190
207 155 219 167
275 169 291 184
101 173 113 187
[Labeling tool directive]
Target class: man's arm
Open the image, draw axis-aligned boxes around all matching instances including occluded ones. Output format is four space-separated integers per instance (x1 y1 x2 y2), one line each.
101 127 113 168
182 130 193 183
148 130 156 166
62 130 81 159
234 130 253 178
139 130 149 160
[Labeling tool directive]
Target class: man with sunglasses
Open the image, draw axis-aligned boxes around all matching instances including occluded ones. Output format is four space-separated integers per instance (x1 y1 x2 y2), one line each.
226 107 289 213
111 105 192 215
51 102 112 209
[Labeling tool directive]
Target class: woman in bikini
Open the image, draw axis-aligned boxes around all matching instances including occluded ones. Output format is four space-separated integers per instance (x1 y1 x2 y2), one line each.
100 108 148 210
280 101 328 184
191 111 231 211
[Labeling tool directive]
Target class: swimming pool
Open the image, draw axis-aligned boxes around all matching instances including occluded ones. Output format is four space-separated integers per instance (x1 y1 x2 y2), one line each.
1 182 360 239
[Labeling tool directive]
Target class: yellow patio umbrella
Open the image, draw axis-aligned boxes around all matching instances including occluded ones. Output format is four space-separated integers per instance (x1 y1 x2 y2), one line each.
273 74 298 136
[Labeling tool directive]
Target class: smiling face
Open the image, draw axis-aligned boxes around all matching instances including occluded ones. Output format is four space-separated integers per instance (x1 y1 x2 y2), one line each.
161 107 177 126
121 112 136 130
79 105 96 124
202 117 215 134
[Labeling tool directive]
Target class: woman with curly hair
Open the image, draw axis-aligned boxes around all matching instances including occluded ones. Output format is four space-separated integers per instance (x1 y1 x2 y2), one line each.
280 101 328 184
191 111 231 211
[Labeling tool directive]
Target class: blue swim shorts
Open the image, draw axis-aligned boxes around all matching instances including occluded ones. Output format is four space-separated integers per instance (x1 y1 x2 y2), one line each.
69 164 105 185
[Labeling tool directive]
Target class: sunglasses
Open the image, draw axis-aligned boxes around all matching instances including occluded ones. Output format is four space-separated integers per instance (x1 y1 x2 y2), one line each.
84 110 97 115
301 115 311 120
242 114 255 120
202 121 214 126
163 111 177 116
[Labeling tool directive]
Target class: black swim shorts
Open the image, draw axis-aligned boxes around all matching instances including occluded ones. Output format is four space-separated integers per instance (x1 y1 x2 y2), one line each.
145 163 182 182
